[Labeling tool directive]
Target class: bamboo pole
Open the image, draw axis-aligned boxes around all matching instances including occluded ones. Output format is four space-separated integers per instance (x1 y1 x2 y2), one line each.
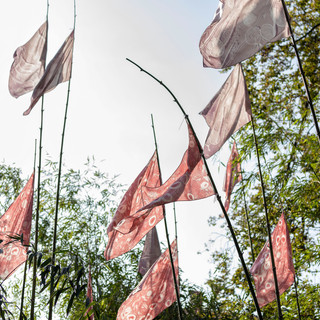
48 2 76 319
151 114 183 320
127 58 263 320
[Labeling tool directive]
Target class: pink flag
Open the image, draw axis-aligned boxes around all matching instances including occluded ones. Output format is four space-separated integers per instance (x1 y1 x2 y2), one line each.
23 30 74 116
250 214 295 307
138 226 161 276
200 64 251 159
199 0 289 69
223 141 242 212
138 123 215 212
117 239 178 320
104 152 164 261
0 173 34 279
9 22 47 98
84 266 94 320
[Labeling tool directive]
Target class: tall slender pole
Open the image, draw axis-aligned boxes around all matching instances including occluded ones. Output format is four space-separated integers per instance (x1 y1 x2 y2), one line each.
173 203 178 241
127 59 263 320
48 2 76 319
251 118 282 319
280 0 320 144
293 275 302 320
30 3 49 319
151 114 183 320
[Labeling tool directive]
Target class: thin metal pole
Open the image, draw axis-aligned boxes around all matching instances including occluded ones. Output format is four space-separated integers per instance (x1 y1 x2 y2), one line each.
293 275 302 320
151 114 183 320
30 2 49 318
48 2 76 319
127 59 263 320
251 118 282 319
173 203 178 241
280 0 320 144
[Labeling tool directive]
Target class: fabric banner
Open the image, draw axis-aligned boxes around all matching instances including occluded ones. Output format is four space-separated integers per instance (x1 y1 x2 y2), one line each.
138 123 214 213
84 266 94 320
200 64 251 159
9 22 47 98
0 173 34 279
223 141 242 212
138 226 161 276
24 30 74 115
250 213 295 307
117 239 178 320
199 0 290 69
104 152 164 261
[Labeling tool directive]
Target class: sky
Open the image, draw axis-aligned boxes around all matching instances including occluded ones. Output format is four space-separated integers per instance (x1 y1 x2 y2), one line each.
0 0 236 289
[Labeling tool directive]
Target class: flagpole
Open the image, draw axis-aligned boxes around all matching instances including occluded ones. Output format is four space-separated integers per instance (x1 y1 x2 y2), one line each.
173 203 177 241
251 117 282 319
30 2 49 319
48 1 76 319
279 0 320 144
127 59 263 320
293 275 302 320
151 114 184 320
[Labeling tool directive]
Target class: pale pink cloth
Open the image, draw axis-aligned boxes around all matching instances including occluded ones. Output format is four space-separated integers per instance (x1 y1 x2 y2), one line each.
0 173 34 279
223 141 242 212
104 152 164 261
117 240 178 320
199 0 289 69
250 214 295 307
138 226 161 276
9 22 47 98
138 123 215 212
24 30 74 115
84 266 94 320
200 64 251 159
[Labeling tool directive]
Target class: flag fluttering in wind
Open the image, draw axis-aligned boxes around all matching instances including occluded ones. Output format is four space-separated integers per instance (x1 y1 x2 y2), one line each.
250 213 295 307
200 64 251 159
84 266 94 320
117 240 179 320
223 141 242 212
138 226 161 276
0 173 34 279
9 22 47 98
23 30 74 115
104 152 164 261
138 123 214 212
199 0 289 69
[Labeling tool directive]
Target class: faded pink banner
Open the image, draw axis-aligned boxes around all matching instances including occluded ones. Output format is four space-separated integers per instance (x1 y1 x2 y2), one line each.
223 141 242 212
200 64 251 159
117 239 178 320
84 266 94 320
250 213 295 307
24 30 74 115
104 152 164 261
199 0 289 69
0 173 34 279
9 22 47 98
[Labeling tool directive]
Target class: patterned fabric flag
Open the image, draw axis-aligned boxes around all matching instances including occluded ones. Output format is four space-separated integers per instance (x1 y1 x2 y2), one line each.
117 239 178 320
104 152 164 261
9 22 47 98
23 30 74 115
250 214 295 307
200 64 251 159
138 123 215 212
199 0 290 69
0 173 34 279
223 141 242 212
138 226 161 276
84 266 94 320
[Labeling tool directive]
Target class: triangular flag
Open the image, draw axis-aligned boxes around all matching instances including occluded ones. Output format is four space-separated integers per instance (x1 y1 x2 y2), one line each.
9 22 47 98
104 152 164 261
84 266 94 320
138 123 214 212
250 213 295 307
23 30 74 115
117 239 178 320
0 173 34 279
199 0 289 69
138 226 161 276
223 141 242 212
200 64 251 159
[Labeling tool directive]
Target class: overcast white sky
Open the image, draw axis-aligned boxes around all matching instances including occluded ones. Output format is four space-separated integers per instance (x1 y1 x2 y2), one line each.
0 0 236 287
